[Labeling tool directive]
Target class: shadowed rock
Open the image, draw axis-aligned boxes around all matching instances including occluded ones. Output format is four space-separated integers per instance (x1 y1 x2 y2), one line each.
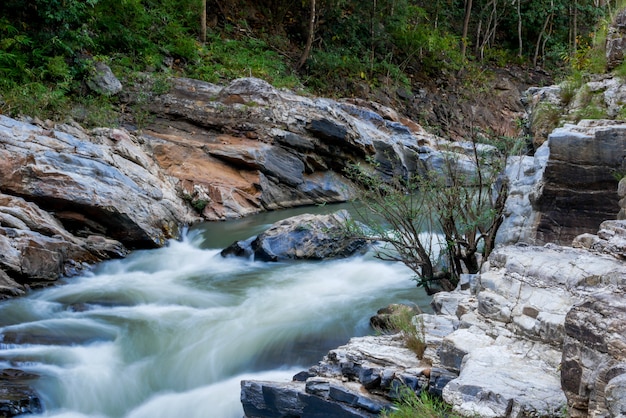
221 210 368 261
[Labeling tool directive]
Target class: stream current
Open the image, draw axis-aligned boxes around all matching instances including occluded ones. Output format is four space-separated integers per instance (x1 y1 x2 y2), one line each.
0 206 430 417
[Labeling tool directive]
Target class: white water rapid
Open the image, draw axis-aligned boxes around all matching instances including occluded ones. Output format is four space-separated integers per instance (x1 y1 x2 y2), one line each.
0 208 430 418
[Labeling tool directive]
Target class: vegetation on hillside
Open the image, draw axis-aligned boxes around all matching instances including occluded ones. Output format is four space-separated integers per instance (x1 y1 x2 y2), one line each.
0 0 620 124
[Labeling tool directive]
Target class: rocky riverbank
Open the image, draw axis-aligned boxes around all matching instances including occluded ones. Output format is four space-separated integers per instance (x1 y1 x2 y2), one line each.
1 68 625 415
241 220 626 417
239 119 626 417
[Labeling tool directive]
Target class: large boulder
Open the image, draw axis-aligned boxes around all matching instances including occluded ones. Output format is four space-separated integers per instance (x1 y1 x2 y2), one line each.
221 210 368 261
0 116 196 292
0 116 195 248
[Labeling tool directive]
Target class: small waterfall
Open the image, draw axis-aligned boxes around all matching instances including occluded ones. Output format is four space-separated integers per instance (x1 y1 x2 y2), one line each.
0 209 430 417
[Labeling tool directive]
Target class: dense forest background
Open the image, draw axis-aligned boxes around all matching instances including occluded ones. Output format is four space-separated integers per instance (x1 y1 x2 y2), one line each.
0 0 620 125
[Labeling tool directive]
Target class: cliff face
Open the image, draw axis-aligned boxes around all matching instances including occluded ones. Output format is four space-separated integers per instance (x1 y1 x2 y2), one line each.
498 119 626 246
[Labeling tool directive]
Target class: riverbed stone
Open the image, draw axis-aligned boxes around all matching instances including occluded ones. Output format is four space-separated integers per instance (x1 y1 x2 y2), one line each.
221 210 368 261
0 369 43 417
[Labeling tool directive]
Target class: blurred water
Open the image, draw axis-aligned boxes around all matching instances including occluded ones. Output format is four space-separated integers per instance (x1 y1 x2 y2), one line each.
0 206 430 417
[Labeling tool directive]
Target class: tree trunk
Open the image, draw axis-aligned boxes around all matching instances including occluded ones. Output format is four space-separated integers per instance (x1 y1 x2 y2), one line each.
200 0 206 43
296 0 316 70
533 2 553 67
461 0 473 61
517 0 522 57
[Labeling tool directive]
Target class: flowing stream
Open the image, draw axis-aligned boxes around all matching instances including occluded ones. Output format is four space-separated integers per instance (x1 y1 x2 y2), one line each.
0 206 430 417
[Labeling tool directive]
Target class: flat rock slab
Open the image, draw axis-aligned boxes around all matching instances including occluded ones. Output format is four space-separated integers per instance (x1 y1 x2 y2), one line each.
443 343 565 417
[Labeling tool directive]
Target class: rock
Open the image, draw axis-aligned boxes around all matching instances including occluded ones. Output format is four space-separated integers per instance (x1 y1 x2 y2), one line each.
369 303 421 332
606 8 626 71
0 192 126 289
140 76 487 220
0 270 25 299
0 369 43 417
221 210 368 261
86 61 123 96
522 85 562 148
561 289 626 417
241 334 429 418
0 116 195 248
498 120 626 246
573 219 626 258
442 343 565 417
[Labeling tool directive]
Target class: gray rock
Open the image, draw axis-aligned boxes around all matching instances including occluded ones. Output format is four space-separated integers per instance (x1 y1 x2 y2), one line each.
241 334 428 418
561 289 626 417
86 61 122 96
443 344 565 417
606 9 626 70
0 369 43 417
0 116 196 249
221 210 368 261
499 120 626 246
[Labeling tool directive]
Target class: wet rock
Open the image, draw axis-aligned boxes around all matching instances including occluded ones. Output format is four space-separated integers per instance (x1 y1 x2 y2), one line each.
241 334 429 418
221 210 368 261
0 369 43 417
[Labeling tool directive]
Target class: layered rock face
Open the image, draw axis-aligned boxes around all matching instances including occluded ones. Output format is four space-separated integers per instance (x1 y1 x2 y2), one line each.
221 210 368 261
499 120 626 245
0 116 197 296
134 77 481 220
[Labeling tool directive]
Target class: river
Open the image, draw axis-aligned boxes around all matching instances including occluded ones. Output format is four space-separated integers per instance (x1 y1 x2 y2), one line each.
0 206 430 417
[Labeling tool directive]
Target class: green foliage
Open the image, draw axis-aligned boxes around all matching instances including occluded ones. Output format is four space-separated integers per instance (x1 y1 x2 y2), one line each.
189 34 300 89
386 307 426 358
382 388 462 418
0 0 616 122
532 102 563 136
345 134 516 293
0 82 70 119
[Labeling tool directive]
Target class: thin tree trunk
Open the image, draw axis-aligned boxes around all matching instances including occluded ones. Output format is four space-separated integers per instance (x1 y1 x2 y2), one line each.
296 0 316 70
200 0 207 43
573 0 578 54
533 2 553 67
461 0 473 61
517 0 522 57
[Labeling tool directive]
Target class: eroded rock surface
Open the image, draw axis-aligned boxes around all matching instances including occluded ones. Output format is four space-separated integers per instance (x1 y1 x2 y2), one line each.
241 334 429 418
135 77 487 220
221 210 368 261
0 115 196 291
499 120 626 246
